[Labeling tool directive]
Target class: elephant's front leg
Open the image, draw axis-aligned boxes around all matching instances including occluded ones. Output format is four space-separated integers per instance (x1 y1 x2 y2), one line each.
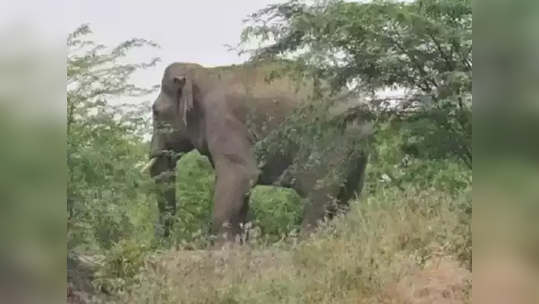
211 162 258 247
206 137 259 248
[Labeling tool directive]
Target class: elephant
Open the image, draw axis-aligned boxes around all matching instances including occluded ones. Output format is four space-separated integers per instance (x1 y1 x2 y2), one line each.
140 60 373 247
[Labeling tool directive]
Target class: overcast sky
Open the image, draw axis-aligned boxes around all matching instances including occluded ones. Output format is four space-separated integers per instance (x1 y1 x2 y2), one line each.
66 0 286 94
0 0 401 118
1 0 286 113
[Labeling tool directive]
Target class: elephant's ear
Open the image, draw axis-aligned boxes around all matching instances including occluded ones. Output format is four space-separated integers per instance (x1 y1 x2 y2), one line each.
173 76 194 125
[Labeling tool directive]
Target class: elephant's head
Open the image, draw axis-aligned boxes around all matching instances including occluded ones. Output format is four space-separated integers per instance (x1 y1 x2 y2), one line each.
140 63 202 237
148 63 202 160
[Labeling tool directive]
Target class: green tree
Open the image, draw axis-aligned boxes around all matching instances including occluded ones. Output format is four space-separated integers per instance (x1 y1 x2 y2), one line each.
238 0 472 190
67 24 161 252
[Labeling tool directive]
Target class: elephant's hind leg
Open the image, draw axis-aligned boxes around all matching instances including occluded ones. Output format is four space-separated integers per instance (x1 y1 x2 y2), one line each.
328 151 369 219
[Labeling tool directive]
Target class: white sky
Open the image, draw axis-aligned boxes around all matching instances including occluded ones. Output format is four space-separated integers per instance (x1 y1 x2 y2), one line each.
1 0 285 115
66 0 286 98
0 0 402 120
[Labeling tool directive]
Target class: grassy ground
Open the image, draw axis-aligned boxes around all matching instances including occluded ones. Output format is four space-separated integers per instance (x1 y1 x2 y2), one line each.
64 169 539 304
69 186 473 304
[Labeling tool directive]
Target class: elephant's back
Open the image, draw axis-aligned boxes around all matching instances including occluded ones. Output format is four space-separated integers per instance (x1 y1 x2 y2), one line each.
206 61 318 101
199 61 334 139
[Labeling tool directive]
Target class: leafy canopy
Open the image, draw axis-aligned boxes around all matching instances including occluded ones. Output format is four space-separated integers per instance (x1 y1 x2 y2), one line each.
239 0 472 171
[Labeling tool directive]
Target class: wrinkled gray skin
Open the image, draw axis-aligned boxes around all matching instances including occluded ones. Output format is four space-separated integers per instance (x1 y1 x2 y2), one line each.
145 61 372 247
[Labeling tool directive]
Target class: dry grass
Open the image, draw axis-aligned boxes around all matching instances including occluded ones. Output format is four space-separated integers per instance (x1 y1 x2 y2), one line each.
104 187 472 304
68 185 539 304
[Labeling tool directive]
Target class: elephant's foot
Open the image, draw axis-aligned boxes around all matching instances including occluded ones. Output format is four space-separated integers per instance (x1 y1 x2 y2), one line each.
153 223 166 239
210 236 237 251
297 224 318 242
210 229 250 251
153 218 175 242
298 215 329 242
325 203 351 221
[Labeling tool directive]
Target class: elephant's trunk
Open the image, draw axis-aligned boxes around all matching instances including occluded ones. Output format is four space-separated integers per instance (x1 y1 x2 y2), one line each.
140 133 178 238
147 153 178 238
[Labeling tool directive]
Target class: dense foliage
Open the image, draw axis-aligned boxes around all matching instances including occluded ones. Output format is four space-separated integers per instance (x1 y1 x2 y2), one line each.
239 0 471 189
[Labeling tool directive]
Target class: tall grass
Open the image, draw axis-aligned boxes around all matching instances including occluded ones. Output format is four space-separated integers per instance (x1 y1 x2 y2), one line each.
88 186 472 304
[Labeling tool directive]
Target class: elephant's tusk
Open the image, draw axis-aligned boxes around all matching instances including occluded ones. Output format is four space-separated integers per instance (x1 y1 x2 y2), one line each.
140 157 157 173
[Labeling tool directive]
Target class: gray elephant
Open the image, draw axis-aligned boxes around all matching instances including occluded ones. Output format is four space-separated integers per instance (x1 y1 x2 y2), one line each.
140 60 373 246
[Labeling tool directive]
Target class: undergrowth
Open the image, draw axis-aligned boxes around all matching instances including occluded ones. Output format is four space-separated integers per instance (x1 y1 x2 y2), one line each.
89 186 472 304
